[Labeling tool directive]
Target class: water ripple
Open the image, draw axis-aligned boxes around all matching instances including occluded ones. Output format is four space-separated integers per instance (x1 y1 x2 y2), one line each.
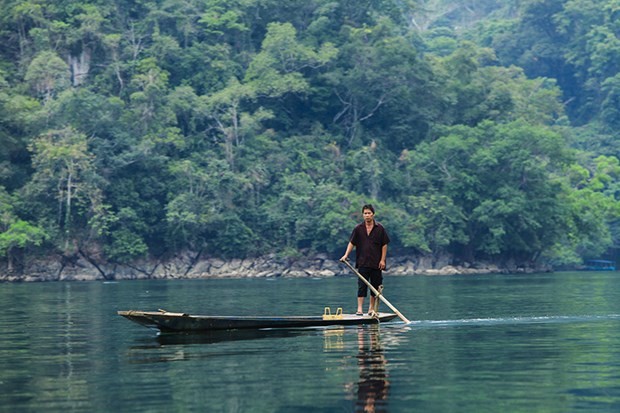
411 313 620 328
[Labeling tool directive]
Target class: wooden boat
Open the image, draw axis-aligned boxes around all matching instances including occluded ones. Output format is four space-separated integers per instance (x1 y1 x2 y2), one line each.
583 259 616 271
118 309 399 333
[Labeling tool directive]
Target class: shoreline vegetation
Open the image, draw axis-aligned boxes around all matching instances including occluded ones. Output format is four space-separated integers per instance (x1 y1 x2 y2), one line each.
1 1 618 280
0 254 550 282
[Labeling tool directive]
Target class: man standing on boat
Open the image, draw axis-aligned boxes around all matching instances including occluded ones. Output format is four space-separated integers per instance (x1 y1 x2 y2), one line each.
340 204 390 315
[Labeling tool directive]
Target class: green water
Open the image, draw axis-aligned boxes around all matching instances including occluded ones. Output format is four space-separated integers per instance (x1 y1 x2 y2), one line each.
1 272 619 412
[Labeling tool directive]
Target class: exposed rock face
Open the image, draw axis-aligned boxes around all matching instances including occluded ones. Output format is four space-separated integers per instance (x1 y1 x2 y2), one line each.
0 253 549 282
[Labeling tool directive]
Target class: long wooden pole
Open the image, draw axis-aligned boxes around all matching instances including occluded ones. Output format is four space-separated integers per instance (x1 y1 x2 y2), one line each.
340 260 411 324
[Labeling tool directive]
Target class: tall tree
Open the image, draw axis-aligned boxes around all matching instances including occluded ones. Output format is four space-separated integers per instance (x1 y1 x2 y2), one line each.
0 186 47 273
26 126 103 251
24 50 71 103
400 120 573 263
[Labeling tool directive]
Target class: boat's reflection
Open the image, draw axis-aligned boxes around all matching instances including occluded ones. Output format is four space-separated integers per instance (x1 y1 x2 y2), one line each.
131 323 398 413
154 327 310 346
127 328 318 363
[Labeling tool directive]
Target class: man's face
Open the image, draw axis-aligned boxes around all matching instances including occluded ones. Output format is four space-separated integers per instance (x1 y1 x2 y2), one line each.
363 209 374 222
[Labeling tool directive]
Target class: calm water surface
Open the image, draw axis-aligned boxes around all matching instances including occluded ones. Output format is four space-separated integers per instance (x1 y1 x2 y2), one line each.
1 271 619 412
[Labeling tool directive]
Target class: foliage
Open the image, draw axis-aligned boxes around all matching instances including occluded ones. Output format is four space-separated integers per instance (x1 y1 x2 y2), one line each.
0 185 48 271
0 0 618 273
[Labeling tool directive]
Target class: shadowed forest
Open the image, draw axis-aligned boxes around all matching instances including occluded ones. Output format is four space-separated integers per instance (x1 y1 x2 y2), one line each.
1 0 619 275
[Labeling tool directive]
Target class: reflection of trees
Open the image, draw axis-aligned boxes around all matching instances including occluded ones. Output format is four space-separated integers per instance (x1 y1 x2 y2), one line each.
354 326 390 413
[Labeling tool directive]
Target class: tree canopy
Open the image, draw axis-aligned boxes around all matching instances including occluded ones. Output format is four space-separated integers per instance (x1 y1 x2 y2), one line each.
0 0 618 273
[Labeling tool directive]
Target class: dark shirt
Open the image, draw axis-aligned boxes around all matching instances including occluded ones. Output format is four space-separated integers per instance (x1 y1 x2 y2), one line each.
349 221 390 269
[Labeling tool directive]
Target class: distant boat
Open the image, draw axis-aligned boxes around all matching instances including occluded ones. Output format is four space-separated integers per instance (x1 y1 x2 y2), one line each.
583 260 616 271
118 309 398 333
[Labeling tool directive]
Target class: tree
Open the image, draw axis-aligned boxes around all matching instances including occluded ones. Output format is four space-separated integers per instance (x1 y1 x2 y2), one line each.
103 208 147 264
325 18 432 147
553 155 620 264
244 22 336 97
0 186 47 273
1 0 619 272
25 50 71 102
0 0 46 59
26 126 102 251
400 120 573 263
600 74 620 130
202 77 264 169
0 70 44 192
165 154 259 256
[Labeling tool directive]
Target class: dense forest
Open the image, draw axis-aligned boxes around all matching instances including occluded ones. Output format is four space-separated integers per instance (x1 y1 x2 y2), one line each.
0 0 619 275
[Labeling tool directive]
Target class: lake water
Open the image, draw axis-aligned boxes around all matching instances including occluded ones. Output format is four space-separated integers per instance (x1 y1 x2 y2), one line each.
1 271 619 412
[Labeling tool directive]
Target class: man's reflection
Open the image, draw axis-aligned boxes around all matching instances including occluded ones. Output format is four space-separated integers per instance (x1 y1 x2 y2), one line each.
355 326 389 412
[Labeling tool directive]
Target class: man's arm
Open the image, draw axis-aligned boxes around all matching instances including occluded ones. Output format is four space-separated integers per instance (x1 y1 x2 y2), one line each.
340 242 354 261
379 244 387 270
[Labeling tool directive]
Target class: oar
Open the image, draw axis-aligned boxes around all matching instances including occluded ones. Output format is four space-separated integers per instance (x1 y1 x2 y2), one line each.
340 259 411 324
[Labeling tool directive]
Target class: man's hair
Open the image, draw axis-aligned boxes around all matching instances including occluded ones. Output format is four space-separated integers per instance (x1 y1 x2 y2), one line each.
362 204 375 214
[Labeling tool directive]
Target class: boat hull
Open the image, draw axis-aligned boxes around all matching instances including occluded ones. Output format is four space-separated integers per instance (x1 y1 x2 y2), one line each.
118 310 399 332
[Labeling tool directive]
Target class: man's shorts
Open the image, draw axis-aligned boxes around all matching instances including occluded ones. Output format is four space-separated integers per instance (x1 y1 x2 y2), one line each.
357 267 383 297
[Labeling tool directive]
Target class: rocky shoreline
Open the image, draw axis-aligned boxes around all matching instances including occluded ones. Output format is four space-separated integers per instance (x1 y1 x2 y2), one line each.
0 252 549 282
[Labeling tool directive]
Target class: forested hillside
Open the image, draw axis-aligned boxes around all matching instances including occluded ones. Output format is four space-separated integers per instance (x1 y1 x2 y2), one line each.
0 0 618 276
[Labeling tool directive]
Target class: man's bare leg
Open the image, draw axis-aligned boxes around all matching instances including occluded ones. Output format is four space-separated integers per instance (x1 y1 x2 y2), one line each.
368 296 377 314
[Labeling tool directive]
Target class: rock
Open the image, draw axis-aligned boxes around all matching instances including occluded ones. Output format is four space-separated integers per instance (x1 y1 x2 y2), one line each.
2 251 551 282
317 269 336 277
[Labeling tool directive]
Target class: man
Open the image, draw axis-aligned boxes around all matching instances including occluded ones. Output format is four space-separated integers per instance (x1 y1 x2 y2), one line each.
340 204 390 315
